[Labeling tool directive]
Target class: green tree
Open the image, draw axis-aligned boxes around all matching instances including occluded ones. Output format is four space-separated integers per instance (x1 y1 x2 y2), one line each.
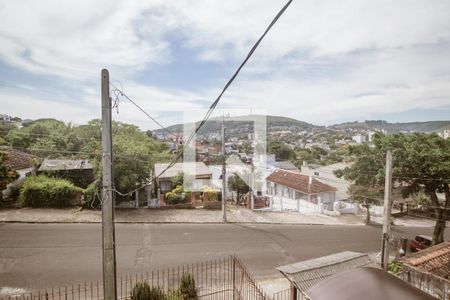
267 140 295 160
227 173 249 203
336 133 450 244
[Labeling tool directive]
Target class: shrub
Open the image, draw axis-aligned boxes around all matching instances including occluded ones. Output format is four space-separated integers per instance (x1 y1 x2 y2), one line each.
202 186 221 202
179 273 198 300
165 191 183 205
165 185 192 205
130 282 165 300
18 176 83 208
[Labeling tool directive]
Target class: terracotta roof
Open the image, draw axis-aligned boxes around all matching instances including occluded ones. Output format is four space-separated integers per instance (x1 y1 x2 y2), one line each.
399 241 450 280
0 146 38 170
266 169 337 194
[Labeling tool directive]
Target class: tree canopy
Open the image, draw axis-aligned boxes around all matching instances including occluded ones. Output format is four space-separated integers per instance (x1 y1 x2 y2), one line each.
336 132 450 244
4 118 172 199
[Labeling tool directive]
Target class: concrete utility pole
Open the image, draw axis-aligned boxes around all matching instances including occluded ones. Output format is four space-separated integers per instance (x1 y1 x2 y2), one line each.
381 150 393 270
101 69 117 300
221 116 227 222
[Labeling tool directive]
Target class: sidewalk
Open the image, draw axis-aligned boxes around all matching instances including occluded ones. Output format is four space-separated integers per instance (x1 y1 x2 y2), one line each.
0 206 363 225
0 206 434 226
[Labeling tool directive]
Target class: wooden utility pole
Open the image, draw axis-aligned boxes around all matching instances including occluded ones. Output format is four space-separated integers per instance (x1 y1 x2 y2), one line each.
221 116 227 222
381 150 393 270
101 69 117 300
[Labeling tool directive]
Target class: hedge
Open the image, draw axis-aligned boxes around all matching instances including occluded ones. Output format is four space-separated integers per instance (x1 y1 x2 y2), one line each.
18 176 83 208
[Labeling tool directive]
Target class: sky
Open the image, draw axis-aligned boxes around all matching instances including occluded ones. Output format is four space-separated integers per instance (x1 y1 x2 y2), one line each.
0 0 450 130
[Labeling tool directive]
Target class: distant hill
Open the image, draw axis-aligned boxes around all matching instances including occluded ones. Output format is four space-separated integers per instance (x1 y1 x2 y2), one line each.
154 115 318 137
330 120 450 133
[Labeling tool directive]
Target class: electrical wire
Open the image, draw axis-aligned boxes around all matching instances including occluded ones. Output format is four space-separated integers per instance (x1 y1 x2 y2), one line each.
110 85 173 136
108 0 294 197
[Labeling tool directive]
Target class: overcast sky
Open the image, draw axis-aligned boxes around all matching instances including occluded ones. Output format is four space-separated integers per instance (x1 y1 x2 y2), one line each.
1 0 450 130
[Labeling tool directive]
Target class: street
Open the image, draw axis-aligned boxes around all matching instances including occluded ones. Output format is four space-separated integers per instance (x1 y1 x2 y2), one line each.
0 223 445 291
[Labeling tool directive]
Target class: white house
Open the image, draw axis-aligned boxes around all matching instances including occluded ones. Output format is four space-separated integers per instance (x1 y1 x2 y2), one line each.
154 161 212 193
266 169 337 213
352 134 366 144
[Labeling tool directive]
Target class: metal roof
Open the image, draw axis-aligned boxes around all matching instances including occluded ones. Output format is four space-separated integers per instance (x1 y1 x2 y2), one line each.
277 251 376 292
154 161 212 179
38 159 93 171
306 267 437 300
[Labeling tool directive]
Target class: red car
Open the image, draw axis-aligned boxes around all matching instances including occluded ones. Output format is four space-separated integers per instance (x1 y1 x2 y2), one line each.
409 235 432 252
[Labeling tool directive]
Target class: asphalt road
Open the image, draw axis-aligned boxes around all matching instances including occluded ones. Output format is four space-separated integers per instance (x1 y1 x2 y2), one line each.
0 223 445 291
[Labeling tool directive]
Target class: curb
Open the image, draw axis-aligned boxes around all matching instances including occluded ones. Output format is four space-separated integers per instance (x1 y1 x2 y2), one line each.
0 220 364 226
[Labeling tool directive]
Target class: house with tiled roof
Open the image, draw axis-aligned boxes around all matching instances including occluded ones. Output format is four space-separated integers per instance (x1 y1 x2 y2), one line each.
0 146 39 201
266 169 337 213
397 241 450 299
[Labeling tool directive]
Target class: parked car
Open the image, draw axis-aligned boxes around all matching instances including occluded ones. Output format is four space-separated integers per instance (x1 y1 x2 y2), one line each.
409 235 432 252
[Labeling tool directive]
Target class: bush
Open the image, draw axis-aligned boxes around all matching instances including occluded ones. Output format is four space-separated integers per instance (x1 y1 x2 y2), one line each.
179 273 198 300
165 185 192 205
202 186 220 202
18 176 83 208
130 282 165 300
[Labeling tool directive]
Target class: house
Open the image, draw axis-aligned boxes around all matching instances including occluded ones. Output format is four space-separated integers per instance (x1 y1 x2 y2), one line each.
1 146 38 201
300 162 350 202
38 159 94 188
266 154 300 173
266 169 337 213
439 129 450 139
154 161 212 193
352 134 366 144
398 241 450 299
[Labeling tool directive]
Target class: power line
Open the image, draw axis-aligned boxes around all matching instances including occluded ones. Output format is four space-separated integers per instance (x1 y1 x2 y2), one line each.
110 85 173 136
110 0 294 196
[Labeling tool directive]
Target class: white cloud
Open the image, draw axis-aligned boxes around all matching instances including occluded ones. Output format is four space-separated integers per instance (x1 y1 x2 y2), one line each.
0 0 449 126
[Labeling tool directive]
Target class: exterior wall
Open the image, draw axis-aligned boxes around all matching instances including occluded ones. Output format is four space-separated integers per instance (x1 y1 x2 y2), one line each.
266 180 336 213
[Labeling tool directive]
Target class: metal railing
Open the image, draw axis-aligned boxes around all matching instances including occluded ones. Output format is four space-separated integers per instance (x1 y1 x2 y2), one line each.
1 256 269 300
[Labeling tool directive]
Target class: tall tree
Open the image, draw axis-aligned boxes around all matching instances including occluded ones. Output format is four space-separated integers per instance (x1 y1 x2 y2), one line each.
336 133 450 244
227 173 249 203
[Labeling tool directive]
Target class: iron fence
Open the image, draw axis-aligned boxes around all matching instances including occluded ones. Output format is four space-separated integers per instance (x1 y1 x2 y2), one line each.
1 256 269 300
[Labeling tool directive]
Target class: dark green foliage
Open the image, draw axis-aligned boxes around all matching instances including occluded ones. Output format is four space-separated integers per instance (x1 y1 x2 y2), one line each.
0 151 18 202
179 273 198 300
130 282 165 300
336 133 450 244
5 118 172 201
18 176 83 207
267 140 295 160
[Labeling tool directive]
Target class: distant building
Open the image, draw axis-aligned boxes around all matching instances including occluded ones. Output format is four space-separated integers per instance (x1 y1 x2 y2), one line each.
439 129 450 139
0 114 11 122
352 134 366 144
